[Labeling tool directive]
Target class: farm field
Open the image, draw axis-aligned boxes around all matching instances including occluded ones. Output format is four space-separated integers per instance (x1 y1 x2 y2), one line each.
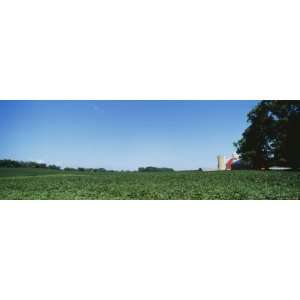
0 168 299 199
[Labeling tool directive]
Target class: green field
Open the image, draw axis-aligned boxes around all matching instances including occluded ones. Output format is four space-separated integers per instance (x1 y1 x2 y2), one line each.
0 168 299 199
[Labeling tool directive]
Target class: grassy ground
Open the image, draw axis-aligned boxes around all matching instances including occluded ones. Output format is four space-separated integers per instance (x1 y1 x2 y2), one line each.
0 168 299 199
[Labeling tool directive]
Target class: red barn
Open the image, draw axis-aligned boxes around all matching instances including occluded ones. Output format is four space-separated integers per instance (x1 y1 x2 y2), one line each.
226 158 235 170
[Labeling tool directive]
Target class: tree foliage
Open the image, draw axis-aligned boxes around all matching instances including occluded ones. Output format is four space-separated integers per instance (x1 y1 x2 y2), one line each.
235 101 300 169
0 159 60 170
138 166 174 172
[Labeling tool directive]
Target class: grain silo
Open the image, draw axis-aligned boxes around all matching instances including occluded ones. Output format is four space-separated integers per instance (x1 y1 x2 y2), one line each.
217 155 226 170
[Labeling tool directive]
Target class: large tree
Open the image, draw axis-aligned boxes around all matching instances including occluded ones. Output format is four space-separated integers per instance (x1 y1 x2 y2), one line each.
235 100 300 170
269 101 300 168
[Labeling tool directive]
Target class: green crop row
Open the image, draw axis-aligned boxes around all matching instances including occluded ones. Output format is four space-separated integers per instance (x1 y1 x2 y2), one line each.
0 168 299 200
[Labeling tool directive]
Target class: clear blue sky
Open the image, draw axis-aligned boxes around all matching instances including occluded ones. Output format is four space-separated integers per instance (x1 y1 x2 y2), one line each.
0 100 258 170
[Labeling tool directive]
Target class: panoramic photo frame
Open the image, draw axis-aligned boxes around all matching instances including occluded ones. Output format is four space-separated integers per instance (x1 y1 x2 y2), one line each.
0 100 299 200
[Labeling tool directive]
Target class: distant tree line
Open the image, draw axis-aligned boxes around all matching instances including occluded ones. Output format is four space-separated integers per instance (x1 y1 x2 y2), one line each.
74 167 107 172
235 100 300 170
0 160 190 173
0 159 61 170
0 159 108 172
138 167 174 172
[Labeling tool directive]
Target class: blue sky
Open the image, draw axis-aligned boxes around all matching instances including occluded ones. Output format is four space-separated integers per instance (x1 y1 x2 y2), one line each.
0 100 258 170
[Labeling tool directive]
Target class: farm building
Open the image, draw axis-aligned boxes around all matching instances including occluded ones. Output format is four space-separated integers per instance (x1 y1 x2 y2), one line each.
217 153 247 170
218 154 291 171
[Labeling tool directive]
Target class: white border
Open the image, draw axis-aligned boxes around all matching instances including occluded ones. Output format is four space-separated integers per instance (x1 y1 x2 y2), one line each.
0 0 299 100
1 200 300 300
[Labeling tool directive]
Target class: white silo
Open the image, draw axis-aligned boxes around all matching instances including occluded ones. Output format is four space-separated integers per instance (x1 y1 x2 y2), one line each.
217 155 226 170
